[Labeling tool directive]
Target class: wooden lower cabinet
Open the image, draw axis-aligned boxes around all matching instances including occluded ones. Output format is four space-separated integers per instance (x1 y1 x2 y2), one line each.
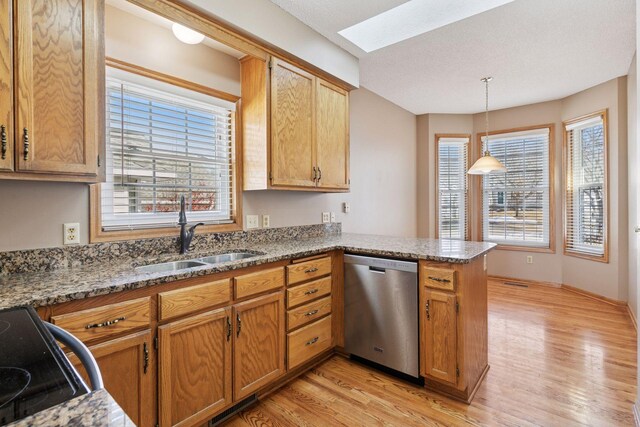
233 292 285 401
421 288 457 385
69 330 155 427
158 308 232 427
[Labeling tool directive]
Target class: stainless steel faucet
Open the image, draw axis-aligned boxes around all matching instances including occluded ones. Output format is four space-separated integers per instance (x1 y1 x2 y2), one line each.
178 195 204 254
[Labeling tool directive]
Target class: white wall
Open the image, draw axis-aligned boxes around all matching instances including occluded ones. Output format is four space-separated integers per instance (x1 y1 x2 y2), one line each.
628 54 637 318
182 0 359 88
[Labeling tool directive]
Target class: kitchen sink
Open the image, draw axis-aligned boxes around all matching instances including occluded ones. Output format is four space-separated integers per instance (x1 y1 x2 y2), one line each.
196 252 260 264
135 260 208 274
135 252 261 274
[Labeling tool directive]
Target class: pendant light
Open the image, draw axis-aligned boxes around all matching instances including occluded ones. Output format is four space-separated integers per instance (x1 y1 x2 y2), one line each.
468 77 507 175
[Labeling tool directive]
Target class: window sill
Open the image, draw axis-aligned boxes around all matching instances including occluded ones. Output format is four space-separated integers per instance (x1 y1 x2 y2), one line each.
89 222 243 244
563 249 609 264
493 244 556 254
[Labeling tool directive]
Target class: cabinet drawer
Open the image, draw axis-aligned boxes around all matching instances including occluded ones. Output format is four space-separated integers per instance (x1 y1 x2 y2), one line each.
286 276 331 309
158 279 231 321
422 266 456 291
287 295 332 331
287 315 332 370
287 257 332 285
234 267 285 299
51 297 151 343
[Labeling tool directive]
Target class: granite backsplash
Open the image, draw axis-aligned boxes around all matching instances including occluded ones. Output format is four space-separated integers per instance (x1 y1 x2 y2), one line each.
0 223 341 275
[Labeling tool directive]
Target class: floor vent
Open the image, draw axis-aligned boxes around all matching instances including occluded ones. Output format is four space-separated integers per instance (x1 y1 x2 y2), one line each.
503 281 529 288
209 395 257 426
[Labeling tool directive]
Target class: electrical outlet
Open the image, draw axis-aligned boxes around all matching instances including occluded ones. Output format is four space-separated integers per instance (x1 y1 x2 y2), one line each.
246 215 259 229
343 202 350 213
330 212 336 222
526 255 533 264
322 212 330 223
63 223 80 245
262 214 270 228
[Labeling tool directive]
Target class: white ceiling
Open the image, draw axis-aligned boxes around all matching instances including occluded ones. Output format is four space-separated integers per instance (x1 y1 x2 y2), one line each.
269 0 636 114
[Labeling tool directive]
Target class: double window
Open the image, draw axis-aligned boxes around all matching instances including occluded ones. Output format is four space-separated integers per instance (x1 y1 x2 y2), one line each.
563 111 608 261
94 64 239 237
436 135 469 240
481 126 553 249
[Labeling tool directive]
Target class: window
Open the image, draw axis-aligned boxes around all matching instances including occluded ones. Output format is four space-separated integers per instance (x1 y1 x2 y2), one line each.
92 63 240 240
563 111 608 261
436 135 469 240
481 126 553 250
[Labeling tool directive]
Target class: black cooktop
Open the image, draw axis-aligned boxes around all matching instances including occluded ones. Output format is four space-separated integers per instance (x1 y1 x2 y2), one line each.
0 307 87 425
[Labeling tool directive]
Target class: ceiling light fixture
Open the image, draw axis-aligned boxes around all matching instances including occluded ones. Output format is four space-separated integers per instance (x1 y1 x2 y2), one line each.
171 23 205 45
468 77 507 175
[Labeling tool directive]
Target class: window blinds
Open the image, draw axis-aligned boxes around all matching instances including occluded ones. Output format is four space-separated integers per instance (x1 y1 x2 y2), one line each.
101 73 235 231
437 137 469 240
482 128 550 247
564 114 606 258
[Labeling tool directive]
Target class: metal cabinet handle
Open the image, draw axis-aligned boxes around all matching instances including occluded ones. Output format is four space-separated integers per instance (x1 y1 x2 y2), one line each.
305 337 319 346
317 167 322 182
23 128 29 161
304 288 319 295
85 316 125 330
304 267 318 274
236 314 241 337
143 342 149 374
428 276 451 283
226 316 231 342
313 166 317 182
426 301 430 320
304 310 319 317
1 125 6 159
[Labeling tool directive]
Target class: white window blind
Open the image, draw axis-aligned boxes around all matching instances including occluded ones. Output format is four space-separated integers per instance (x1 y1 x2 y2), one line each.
437 137 469 240
564 113 606 258
101 70 235 231
482 128 551 247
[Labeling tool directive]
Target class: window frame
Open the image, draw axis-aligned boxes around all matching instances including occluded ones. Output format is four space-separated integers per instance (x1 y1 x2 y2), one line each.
562 110 609 263
475 124 556 253
89 57 243 243
435 133 471 240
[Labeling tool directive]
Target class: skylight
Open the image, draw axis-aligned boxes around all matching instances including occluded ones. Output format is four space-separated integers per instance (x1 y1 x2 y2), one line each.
338 0 515 53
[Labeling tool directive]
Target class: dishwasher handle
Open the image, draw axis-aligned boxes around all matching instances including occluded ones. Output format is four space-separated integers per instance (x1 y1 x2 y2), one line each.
45 322 104 391
344 254 417 273
369 266 386 274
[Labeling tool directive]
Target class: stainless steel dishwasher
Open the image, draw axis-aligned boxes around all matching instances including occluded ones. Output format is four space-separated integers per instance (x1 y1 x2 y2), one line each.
344 254 419 378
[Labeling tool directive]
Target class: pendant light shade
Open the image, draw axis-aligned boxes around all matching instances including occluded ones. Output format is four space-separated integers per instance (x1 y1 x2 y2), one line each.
468 77 507 175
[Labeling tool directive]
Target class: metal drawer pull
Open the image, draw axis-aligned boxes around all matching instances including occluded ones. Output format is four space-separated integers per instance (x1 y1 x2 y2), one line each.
306 336 319 346
143 342 149 374
304 288 319 295
23 128 29 161
304 310 319 317
226 316 231 342
236 314 242 337
428 276 451 283
426 301 430 320
85 316 126 330
1 125 6 159
304 267 319 274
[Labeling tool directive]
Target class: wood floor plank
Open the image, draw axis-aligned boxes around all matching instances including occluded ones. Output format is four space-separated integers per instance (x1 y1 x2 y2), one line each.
223 280 637 426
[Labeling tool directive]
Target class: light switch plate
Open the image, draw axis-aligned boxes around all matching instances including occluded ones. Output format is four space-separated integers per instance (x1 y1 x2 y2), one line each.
246 215 259 229
330 212 336 222
322 212 330 223
343 202 351 213
63 223 80 245
262 215 270 228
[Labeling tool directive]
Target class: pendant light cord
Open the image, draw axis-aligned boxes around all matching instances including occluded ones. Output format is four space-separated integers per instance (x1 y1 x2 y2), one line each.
481 77 493 157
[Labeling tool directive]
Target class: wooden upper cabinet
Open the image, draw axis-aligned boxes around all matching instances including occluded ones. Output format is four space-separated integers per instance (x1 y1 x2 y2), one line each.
233 291 285 400
158 308 233 427
270 58 315 188
315 79 349 190
0 1 12 172
422 287 458 386
68 330 155 427
13 0 103 177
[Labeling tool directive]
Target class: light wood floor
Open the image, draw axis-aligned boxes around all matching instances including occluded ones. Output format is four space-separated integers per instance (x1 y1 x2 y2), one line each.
224 281 637 426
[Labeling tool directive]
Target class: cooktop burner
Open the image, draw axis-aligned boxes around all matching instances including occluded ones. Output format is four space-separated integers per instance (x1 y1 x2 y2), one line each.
0 307 87 425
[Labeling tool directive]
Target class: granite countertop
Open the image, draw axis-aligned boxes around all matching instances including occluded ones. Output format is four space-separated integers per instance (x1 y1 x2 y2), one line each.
0 233 496 310
8 389 134 427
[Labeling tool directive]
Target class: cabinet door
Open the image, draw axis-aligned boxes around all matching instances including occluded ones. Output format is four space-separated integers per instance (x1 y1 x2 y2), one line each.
422 288 458 385
0 0 12 171
270 58 315 188
158 308 232 427
233 292 285 400
316 79 349 190
14 0 103 175
69 330 155 427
